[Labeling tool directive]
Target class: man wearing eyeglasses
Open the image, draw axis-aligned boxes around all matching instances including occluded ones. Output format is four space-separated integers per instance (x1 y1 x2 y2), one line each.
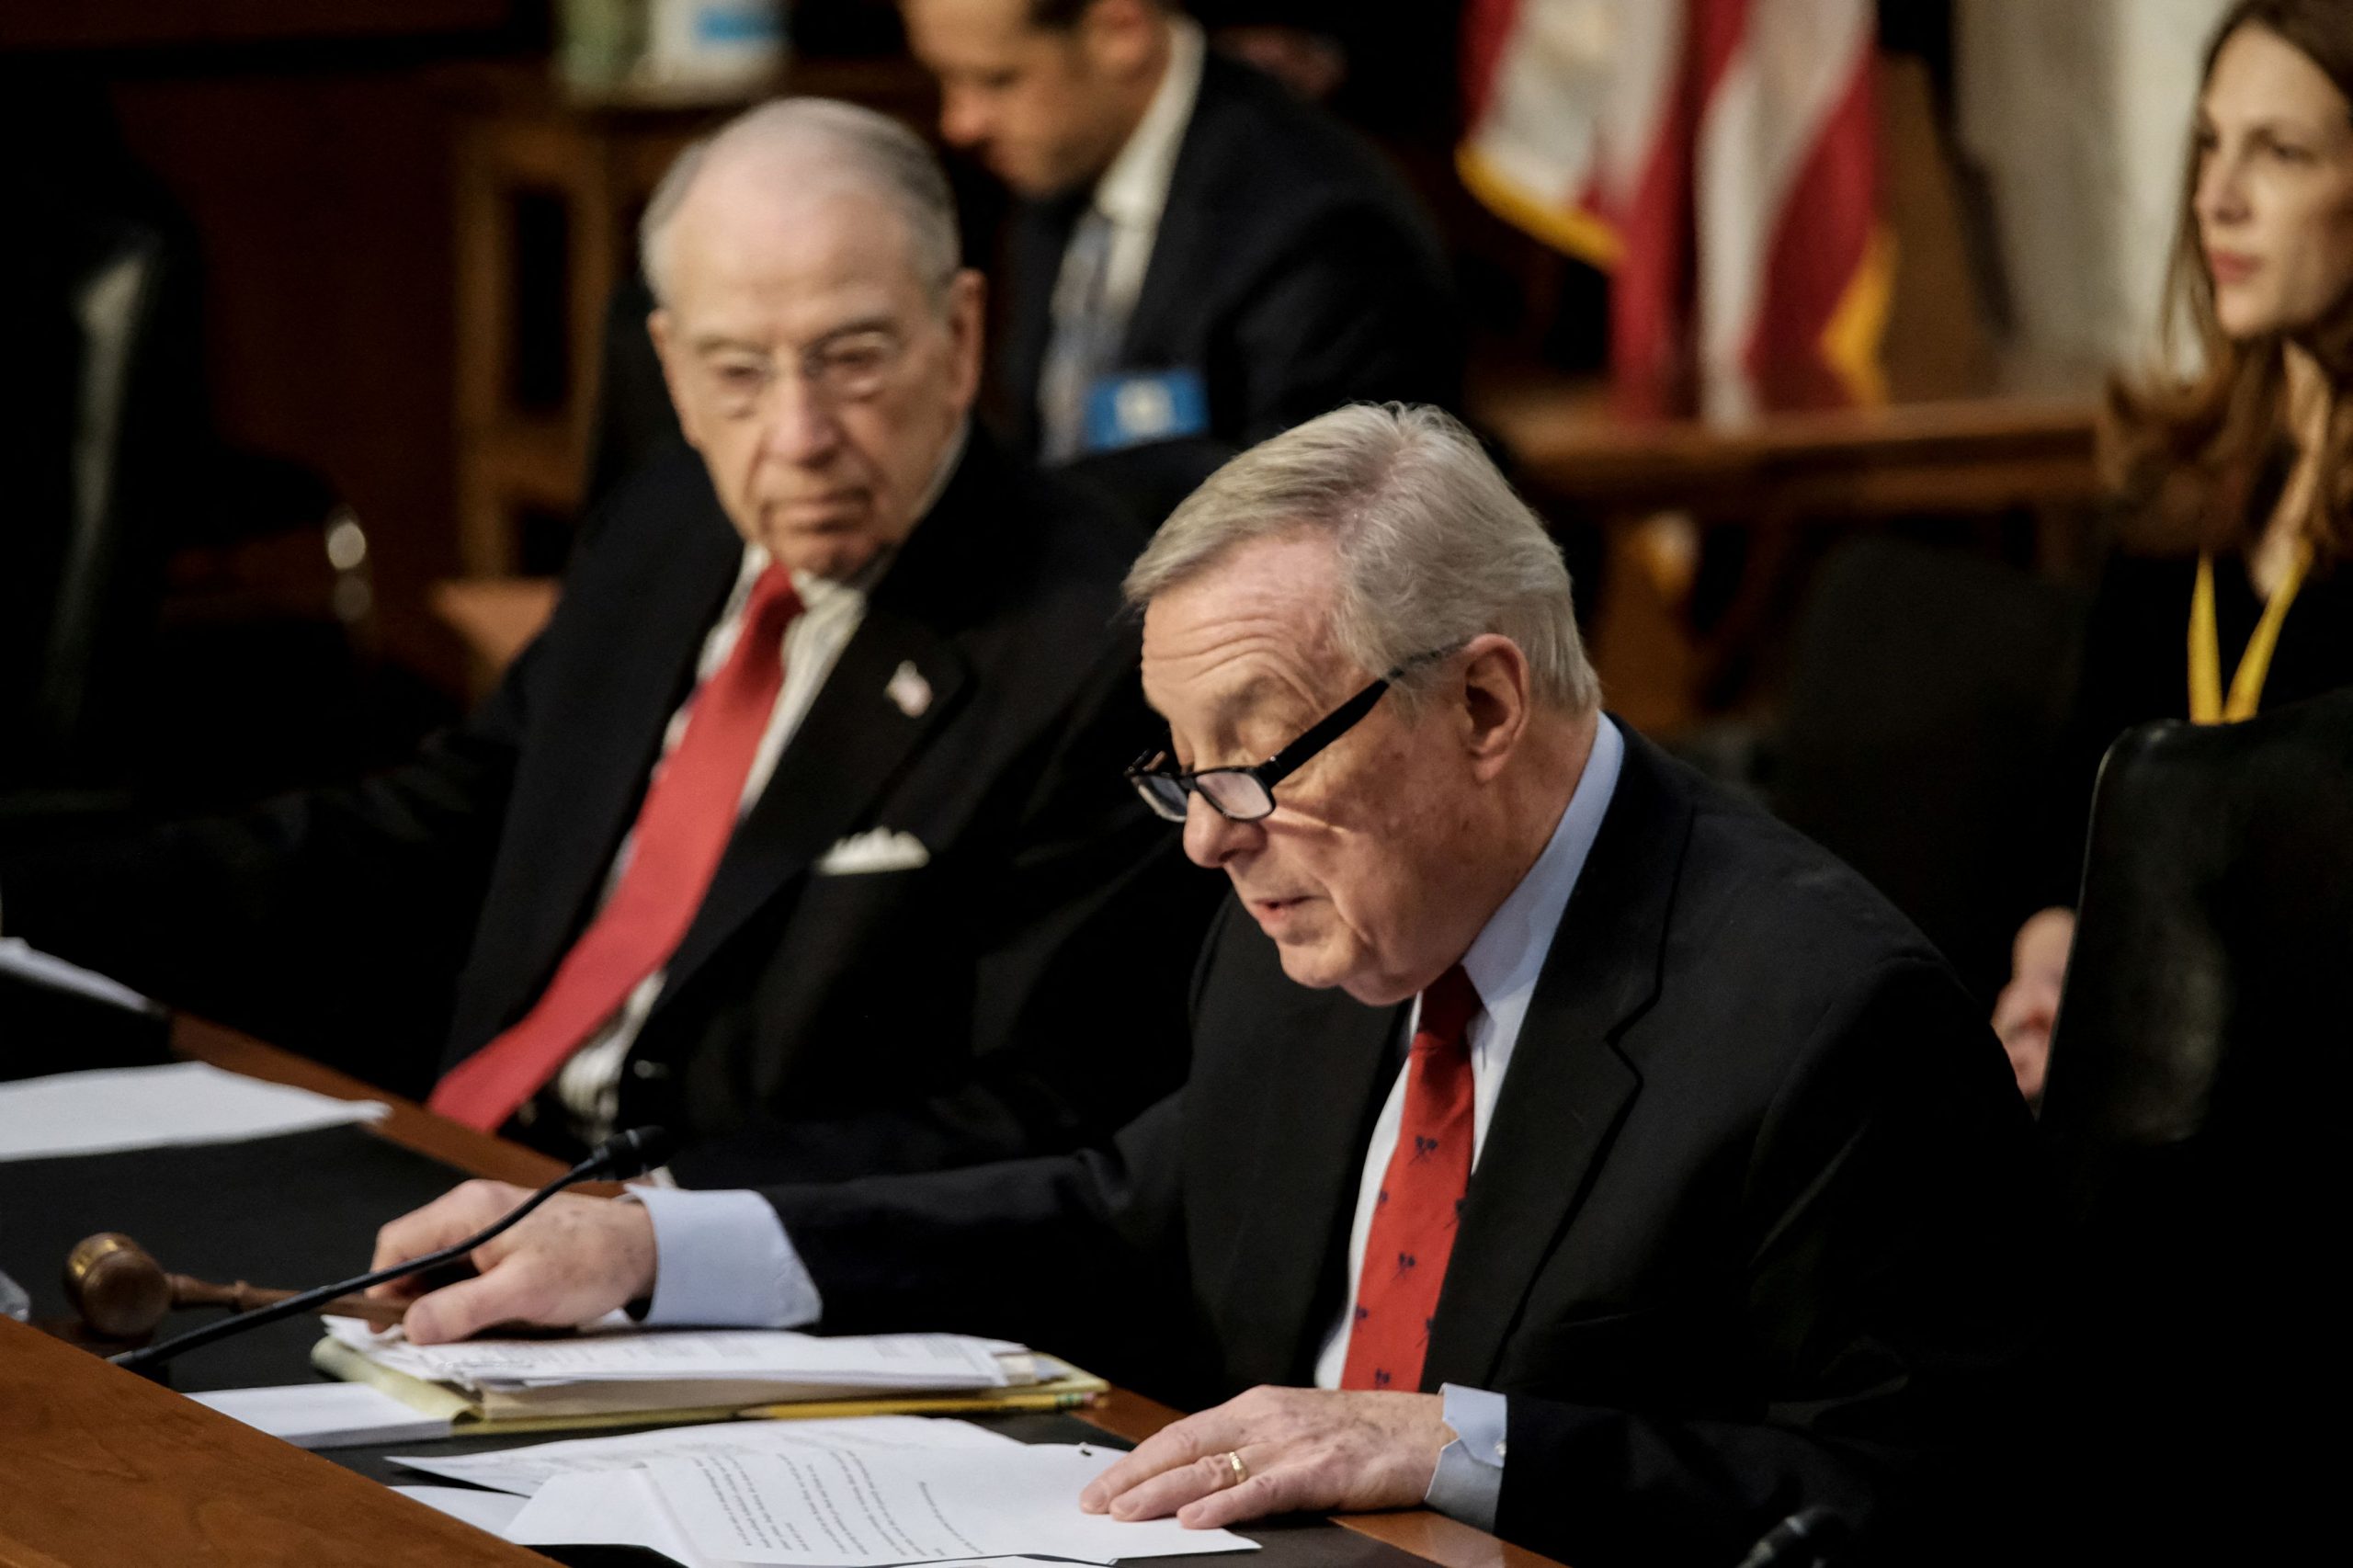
374 405 2042 1564
3 99 1212 1187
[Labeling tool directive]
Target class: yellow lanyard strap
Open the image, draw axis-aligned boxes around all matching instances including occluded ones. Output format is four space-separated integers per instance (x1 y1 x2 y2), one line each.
2189 544 2311 724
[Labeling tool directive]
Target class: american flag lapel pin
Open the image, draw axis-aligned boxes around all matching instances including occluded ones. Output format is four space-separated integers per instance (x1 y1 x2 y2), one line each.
886 660 933 718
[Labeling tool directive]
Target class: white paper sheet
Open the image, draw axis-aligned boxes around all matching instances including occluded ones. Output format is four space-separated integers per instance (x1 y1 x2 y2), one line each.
506 1470 717 1563
646 1443 1260 1566
392 1485 529 1537
392 1415 1021 1496
506 1471 1038 1568
0 1060 387 1162
190 1381 450 1449
324 1318 1012 1393
0 937 155 1014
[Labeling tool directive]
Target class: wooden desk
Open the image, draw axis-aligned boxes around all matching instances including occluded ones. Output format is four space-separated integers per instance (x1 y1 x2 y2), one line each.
0 1315 551 1567
0 1017 1561 1568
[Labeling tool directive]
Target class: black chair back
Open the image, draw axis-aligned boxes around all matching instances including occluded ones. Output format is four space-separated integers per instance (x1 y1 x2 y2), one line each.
2037 686 2353 1557
28 219 178 776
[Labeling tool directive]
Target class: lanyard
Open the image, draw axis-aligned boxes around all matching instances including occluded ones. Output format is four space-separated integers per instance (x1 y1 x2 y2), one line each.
2188 543 2310 723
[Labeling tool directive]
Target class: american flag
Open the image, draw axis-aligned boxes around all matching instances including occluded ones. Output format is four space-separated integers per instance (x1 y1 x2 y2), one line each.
1460 0 1891 415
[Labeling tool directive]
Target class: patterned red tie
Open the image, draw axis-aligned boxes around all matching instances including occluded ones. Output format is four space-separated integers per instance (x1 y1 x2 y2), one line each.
1342 964 1483 1392
427 564 802 1132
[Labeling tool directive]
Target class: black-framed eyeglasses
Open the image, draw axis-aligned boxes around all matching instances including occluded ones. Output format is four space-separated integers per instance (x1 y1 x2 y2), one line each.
1125 647 1457 824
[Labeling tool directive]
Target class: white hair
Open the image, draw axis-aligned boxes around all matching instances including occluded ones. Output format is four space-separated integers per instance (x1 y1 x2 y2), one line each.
1123 403 1599 715
639 97 959 308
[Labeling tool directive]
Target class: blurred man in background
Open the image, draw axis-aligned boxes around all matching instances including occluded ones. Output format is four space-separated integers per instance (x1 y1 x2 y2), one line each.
1 100 1211 1188
905 0 1460 465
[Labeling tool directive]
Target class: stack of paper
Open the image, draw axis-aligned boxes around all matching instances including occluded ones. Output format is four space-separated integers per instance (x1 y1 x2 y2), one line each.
381 1418 1258 1568
317 1318 1103 1427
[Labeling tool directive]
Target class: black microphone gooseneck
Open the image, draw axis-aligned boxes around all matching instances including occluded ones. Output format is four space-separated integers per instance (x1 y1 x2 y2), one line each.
110 1125 674 1375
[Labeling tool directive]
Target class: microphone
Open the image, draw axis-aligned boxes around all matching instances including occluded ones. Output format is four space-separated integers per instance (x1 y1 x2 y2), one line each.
110 1125 674 1376
1732 1507 1850 1568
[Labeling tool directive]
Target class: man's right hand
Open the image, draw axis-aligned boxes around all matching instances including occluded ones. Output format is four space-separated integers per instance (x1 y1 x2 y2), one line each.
367 1181 656 1345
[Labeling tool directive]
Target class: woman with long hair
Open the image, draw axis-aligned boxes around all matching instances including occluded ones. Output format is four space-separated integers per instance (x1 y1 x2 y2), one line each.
1995 0 2353 1102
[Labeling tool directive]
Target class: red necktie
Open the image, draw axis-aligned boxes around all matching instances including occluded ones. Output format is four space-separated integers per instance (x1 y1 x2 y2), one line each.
1342 964 1482 1392
427 565 802 1132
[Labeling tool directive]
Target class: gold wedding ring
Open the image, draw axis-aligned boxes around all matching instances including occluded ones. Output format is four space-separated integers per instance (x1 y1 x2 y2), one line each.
1223 1450 1248 1486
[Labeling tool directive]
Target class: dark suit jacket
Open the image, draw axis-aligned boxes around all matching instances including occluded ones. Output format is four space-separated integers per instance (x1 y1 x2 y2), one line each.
748 728 2046 1565
4 435 1219 1183
996 52 1461 460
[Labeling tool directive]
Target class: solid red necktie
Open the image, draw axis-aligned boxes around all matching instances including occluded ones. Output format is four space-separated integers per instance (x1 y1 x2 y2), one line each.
427 564 802 1132
1341 963 1483 1392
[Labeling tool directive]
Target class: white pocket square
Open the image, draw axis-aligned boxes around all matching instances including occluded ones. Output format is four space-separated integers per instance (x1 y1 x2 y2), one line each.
814 828 931 876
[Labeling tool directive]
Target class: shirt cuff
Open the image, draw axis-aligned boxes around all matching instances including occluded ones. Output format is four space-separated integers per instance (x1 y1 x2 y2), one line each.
1424 1383 1507 1532
625 1187 824 1329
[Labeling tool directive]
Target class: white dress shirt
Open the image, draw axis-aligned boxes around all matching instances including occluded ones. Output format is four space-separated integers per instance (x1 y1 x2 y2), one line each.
541 425 968 1143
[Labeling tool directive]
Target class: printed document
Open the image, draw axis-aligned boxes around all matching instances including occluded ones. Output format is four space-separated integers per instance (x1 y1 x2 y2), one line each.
644 1442 1260 1565
393 1414 1019 1495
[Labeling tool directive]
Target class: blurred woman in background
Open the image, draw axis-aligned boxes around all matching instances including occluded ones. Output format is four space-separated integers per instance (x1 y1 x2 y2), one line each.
1997 0 2353 1103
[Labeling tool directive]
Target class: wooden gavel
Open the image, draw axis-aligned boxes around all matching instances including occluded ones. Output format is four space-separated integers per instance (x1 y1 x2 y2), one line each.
63 1232 405 1342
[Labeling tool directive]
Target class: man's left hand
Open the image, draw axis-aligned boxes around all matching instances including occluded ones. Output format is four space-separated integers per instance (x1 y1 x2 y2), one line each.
1078 1387 1455 1528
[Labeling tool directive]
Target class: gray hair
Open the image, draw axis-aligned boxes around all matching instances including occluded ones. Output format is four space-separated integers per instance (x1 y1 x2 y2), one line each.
639 97 960 308
1124 403 1599 715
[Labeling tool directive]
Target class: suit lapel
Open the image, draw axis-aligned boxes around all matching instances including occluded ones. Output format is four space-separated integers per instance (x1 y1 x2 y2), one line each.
1118 59 1236 365
501 498 741 1017
658 605 969 1001
1423 731 1696 1389
1217 979 1404 1386
651 437 1007 1006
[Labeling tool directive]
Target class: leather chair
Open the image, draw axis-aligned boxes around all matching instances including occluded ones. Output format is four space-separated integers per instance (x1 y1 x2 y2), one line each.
2035 686 2353 1558
4 209 184 790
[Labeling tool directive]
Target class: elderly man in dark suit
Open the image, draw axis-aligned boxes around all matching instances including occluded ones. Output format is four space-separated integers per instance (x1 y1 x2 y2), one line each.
374 404 2042 1565
1 100 1210 1187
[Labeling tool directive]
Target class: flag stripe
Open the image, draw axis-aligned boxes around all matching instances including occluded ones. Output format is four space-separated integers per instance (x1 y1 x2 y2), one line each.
1461 0 1528 129
1698 0 1875 386
1455 0 1887 406
1749 41 1879 381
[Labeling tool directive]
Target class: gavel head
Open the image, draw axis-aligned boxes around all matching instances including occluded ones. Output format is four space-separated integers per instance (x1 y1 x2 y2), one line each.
63 1233 173 1340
